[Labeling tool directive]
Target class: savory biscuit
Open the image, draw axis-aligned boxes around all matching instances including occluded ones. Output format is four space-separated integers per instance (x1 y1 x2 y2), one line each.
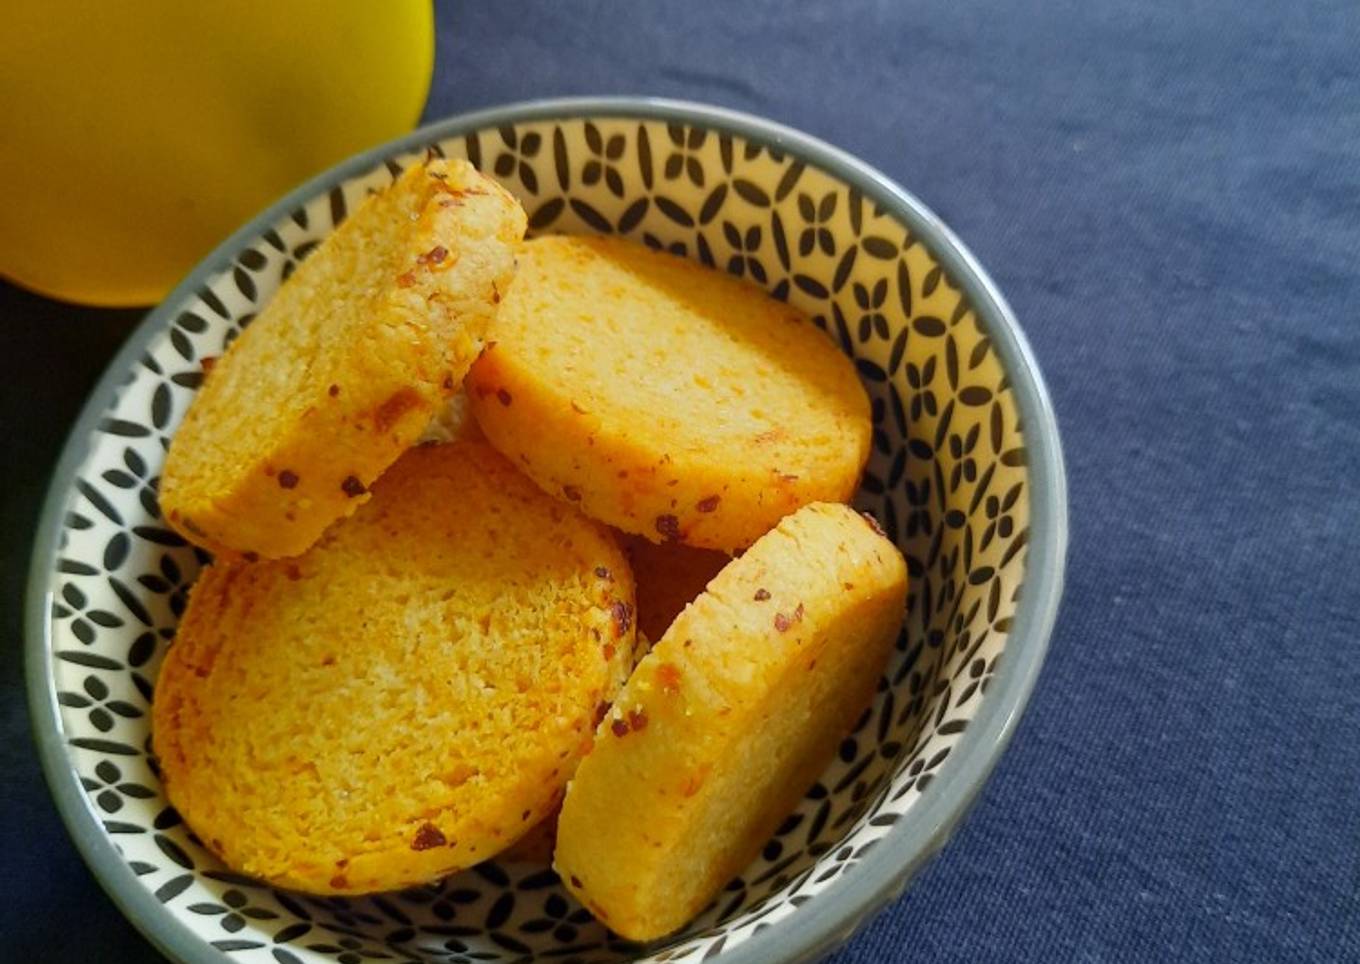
161 159 526 559
554 503 906 940
153 441 635 894
465 236 871 552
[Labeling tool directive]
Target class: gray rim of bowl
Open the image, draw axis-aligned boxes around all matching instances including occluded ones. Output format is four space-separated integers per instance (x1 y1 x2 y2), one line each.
25 96 1068 964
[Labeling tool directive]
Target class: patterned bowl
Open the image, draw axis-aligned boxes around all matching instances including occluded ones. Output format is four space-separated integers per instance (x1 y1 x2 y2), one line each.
26 98 1067 964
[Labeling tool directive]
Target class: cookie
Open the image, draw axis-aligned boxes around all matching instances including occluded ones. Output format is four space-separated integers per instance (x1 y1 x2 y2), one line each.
161 159 526 558
465 236 870 552
554 502 906 939
154 441 635 894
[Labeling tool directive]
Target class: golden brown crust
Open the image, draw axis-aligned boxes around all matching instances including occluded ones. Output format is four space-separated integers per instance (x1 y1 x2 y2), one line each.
154 441 635 894
160 159 526 559
554 503 907 940
465 236 871 552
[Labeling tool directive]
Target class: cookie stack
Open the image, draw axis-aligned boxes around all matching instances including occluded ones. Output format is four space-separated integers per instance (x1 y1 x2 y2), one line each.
152 158 907 940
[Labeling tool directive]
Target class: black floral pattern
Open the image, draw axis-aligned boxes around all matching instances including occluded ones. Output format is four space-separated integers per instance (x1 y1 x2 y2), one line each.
796 191 839 257
137 553 192 618
52 581 123 646
189 887 280 935
58 673 142 733
664 124 708 187
722 222 767 283
853 279 891 341
490 126 542 195
518 892 594 944
42 115 1032 964
582 122 627 198
101 447 161 520
80 760 156 813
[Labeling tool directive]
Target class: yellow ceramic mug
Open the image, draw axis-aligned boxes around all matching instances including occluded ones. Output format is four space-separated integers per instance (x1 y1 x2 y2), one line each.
0 0 434 306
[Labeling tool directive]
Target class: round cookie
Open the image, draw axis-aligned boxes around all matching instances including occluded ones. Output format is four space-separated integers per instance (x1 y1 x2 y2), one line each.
153 440 635 894
161 159 526 559
465 236 871 552
554 503 907 940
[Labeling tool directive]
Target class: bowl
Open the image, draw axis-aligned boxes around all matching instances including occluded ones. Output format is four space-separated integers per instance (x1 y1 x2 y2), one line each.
26 97 1067 964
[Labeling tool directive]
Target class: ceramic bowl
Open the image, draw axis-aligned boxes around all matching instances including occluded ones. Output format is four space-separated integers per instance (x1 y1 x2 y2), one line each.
26 97 1067 964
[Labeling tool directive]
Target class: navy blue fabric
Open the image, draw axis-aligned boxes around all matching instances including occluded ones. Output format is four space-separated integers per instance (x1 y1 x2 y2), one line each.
3 1 1358 960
